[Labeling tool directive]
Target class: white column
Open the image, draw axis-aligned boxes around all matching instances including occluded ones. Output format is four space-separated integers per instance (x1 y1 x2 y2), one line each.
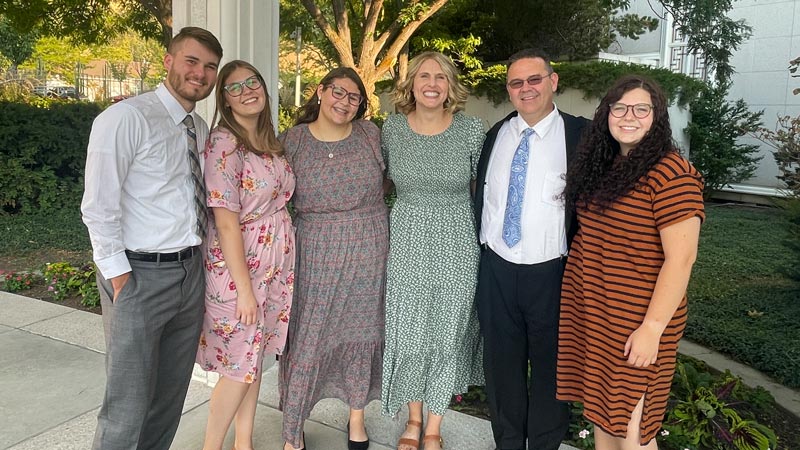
173 0 280 388
172 0 280 130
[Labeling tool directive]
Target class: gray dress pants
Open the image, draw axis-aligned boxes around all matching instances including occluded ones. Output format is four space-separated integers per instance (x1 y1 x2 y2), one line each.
92 253 204 450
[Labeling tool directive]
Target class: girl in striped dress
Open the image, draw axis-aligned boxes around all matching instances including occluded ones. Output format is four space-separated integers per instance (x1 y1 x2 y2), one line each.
557 75 704 449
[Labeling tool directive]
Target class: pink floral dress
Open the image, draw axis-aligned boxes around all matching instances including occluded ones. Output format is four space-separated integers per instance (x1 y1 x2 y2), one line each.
196 127 296 384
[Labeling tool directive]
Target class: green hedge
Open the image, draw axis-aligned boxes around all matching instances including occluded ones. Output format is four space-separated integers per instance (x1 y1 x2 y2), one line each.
463 60 705 107
0 100 102 213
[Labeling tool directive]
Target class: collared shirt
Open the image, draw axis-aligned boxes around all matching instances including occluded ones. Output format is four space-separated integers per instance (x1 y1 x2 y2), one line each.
81 83 209 279
480 106 568 264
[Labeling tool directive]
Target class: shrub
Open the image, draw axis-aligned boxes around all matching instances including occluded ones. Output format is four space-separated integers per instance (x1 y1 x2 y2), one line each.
42 261 100 306
2 271 36 292
43 262 78 301
67 262 101 307
0 158 61 212
564 357 778 450
758 114 800 197
663 357 778 450
464 60 705 107
0 100 102 213
686 83 763 195
567 402 596 450
278 104 297 133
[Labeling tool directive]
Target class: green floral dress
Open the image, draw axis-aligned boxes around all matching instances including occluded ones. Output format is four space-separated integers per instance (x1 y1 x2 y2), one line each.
380 112 486 416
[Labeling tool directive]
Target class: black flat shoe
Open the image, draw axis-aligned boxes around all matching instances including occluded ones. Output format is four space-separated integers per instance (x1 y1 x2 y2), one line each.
347 420 370 450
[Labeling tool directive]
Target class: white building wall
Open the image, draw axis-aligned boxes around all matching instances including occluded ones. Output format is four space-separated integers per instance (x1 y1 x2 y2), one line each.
611 0 800 194
726 0 799 188
607 2 667 57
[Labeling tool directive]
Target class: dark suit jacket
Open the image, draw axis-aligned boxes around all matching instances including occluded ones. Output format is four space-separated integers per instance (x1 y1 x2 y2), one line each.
473 110 589 250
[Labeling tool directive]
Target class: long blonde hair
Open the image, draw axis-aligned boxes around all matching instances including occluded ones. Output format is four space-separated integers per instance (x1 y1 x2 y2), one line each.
392 51 469 115
211 60 283 156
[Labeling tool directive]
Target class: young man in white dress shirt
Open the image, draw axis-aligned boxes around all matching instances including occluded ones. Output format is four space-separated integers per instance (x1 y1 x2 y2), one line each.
81 27 221 450
473 48 589 450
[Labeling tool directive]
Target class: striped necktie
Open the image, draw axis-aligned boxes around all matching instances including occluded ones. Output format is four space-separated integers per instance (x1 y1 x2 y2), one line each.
502 127 534 248
182 114 208 239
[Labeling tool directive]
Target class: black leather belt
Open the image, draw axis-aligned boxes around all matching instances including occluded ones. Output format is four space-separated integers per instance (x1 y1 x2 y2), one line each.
125 246 199 263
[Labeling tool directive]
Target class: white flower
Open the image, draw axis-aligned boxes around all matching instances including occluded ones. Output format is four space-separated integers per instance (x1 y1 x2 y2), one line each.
578 429 590 439
661 429 670 436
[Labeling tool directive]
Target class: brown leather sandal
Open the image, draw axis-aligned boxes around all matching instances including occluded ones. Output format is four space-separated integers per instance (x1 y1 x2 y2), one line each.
422 434 444 449
397 419 423 450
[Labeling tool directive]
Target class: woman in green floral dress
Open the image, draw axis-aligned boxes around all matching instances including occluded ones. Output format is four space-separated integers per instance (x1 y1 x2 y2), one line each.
381 51 485 450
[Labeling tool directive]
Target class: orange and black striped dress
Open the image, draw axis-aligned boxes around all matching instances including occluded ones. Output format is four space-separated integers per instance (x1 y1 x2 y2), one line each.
556 152 704 444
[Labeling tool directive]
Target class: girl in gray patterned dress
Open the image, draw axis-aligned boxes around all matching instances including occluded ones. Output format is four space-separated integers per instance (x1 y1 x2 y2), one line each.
381 52 485 450
278 68 389 450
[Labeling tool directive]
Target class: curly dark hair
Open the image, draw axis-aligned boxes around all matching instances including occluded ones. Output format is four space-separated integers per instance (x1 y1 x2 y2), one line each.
563 74 676 212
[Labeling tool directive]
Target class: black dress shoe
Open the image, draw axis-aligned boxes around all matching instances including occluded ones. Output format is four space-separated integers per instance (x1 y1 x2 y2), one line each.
347 420 370 450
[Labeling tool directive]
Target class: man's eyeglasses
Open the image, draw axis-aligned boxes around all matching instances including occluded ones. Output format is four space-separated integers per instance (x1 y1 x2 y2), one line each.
507 73 553 89
223 75 261 97
327 84 364 106
609 103 653 119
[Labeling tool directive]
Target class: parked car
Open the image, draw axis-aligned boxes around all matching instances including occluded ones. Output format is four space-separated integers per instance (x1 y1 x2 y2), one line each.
32 85 52 97
51 86 79 99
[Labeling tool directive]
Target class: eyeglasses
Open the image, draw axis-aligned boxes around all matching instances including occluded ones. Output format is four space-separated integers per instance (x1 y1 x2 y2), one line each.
326 84 364 106
223 75 261 97
609 102 653 119
507 73 553 89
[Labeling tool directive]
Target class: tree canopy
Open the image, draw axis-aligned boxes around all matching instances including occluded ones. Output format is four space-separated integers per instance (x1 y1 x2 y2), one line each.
281 0 451 108
0 16 37 73
0 0 169 48
417 0 658 63
279 0 662 111
659 0 751 86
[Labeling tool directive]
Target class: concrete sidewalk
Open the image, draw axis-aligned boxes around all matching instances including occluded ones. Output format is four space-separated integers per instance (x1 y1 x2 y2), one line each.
0 291 580 450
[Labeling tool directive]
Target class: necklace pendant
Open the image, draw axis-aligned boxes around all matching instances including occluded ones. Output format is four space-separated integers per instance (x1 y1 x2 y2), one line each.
328 152 334 159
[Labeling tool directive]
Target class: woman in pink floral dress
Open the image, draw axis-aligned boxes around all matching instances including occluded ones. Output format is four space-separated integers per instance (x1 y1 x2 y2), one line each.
195 60 295 450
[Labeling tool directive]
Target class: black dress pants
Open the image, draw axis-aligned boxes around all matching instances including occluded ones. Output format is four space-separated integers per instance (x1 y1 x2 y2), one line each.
476 247 569 450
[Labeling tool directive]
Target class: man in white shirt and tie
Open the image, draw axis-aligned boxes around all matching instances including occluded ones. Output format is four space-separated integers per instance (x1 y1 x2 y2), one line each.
473 48 589 450
81 27 221 450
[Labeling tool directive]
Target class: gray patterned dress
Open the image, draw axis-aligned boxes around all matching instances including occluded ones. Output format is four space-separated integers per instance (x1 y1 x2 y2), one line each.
380 113 485 417
278 120 389 448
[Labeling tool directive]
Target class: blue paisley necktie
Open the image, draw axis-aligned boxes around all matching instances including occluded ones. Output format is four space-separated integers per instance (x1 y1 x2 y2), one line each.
502 127 534 247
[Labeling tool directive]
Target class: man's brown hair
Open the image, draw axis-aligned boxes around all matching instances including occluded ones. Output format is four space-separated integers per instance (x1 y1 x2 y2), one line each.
169 27 223 59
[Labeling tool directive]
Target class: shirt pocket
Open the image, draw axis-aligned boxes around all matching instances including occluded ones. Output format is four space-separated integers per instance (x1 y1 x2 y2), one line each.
541 171 566 208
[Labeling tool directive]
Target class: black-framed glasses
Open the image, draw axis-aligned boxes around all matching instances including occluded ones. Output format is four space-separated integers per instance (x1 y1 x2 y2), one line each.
609 102 653 119
223 75 261 97
327 84 363 106
507 73 553 89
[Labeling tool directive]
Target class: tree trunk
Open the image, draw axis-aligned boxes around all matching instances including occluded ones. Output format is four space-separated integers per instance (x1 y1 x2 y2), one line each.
137 0 172 48
398 41 409 82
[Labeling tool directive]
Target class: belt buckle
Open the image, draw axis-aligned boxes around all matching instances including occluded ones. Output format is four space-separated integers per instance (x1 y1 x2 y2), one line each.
177 247 194 262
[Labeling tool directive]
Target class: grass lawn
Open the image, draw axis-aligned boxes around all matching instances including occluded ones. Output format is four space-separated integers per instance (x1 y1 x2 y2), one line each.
687 203 800 388
0 206 89 253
